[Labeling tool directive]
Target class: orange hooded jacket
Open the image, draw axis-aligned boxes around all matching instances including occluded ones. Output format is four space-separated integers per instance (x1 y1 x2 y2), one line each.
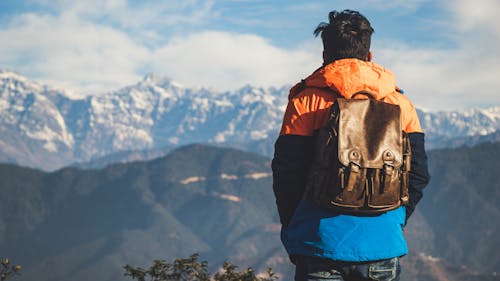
280 58 422 136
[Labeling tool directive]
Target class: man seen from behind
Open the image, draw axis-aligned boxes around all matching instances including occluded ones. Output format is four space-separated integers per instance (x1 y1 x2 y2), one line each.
272 9 430 281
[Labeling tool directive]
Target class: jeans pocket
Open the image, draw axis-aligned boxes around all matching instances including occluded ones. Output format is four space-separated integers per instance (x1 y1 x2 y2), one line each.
368 257 399 281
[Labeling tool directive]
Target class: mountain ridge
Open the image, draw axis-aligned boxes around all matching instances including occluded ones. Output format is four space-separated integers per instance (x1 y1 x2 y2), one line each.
1 70 498 171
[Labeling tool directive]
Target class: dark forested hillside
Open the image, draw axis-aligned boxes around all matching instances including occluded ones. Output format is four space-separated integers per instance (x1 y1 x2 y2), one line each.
415 141 500 272
1 142 499 281
0 144 287 281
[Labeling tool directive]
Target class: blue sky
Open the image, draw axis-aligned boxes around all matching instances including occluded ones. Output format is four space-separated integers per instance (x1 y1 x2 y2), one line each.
0 0 499 110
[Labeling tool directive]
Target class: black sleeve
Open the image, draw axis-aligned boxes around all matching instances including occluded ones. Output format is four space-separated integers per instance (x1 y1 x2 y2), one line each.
406 132 431 223
271 134 314 227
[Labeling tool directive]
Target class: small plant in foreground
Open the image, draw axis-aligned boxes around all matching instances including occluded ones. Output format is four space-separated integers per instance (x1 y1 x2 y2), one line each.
1 258 22 281
124 253 278 281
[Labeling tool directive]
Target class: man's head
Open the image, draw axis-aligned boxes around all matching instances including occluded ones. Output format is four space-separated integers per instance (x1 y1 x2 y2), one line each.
314 10 374 64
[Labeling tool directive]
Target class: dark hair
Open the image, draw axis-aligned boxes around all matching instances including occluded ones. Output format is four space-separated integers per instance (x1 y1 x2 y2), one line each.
314 10 374 64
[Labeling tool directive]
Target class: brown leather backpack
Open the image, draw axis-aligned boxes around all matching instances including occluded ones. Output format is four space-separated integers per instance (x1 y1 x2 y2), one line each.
304 92 411 214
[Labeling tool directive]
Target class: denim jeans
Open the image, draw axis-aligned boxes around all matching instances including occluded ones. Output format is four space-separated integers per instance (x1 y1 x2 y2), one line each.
294 255 401 281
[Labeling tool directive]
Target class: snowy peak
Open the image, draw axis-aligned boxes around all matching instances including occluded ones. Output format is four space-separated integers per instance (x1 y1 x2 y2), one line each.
419 106 500 138
0 70 498 171
140 73 184 89
0 70 29 82
0 71 75 151
479 106 500 123
0 70 44 94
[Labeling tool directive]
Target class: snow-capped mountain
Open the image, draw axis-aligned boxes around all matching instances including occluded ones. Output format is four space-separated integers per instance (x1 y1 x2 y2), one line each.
418 107 500 149
418 107 500 138
0 70 498 171
0 71 288 170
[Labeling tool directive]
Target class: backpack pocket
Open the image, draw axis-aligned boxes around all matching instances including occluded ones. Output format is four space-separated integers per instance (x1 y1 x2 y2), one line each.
368 168 401 209
330 164 367 208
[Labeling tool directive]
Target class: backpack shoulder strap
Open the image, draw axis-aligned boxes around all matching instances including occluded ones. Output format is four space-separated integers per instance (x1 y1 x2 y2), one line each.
351 90 377 100
289 79 341 100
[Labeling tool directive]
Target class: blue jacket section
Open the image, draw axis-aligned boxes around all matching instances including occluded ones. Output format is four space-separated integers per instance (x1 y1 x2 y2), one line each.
282 201 408 261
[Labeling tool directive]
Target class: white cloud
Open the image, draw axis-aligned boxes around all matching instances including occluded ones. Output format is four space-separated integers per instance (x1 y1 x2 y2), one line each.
0 8 319 94
0 12 150 94
151 31 319 90
30 0 216 30
373 0 500 110
2 0 318 94
375 43 499 110
445 0 500 34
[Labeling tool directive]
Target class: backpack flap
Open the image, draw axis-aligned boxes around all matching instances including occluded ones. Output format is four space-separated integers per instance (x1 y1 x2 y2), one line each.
337 99 403 169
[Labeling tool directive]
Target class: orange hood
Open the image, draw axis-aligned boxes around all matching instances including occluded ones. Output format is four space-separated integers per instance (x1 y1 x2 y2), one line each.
290 59 397 100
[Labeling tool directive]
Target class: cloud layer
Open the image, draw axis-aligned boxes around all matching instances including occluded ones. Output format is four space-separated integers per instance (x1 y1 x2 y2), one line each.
150 31 318 90
375 0 500 110
0 2 319 94
0 0 498 110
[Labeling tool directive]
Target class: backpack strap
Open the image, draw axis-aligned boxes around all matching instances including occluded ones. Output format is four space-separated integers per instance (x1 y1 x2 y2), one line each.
289 79 333 99
346 162 361 192
382 150 396 192
351 90 376 100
